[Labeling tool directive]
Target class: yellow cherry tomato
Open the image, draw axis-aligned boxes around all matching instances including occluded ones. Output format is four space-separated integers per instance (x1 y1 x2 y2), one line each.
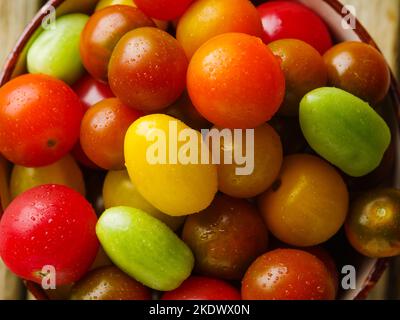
103 170 185 230
258 154 349 247
216 123 283 198
10 154 85 199
95 0 169 30
124 114 218 216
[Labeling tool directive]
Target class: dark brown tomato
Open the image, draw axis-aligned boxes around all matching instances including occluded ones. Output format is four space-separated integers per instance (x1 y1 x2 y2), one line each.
108 27 188 112
323 41 390 104
345 188 400 258
80 5 155 82
182 194 268 280
268 39 327 116
70 266 152 300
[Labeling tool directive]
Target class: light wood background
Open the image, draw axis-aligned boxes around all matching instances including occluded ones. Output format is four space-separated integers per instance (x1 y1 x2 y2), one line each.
0 0 399 300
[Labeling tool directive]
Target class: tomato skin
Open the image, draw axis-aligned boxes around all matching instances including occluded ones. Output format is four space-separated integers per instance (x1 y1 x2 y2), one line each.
241 249 336 300
134 0 194 20
80 5 154 82
257 1 332 54
72 74 114 109
187 33 285 129
345 188 400 258
109 27 188 112
80 98 143 170
176 0 263 59
323 42 390 104
258 154 349 247
182 194 268 280
268 39 327 116
71 266 152 300
216 124 283 198
0 74 84 167
162 276 241 300
0 185 99 285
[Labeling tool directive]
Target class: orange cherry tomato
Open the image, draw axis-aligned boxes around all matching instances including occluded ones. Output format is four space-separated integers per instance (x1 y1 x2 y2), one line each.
187 33 285 129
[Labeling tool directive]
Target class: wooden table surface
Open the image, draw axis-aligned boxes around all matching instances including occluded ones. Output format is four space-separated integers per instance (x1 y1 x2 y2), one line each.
0 0 399 300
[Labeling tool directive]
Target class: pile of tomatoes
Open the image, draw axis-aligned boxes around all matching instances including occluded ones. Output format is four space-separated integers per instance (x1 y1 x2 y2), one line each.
0 0 399 301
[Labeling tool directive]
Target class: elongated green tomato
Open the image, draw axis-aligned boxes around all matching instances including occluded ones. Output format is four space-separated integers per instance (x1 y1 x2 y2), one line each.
103 170 185 230
96 206 194 291
10 155 85 199
27 14 89 84
124 114 218 216
300 87 391 177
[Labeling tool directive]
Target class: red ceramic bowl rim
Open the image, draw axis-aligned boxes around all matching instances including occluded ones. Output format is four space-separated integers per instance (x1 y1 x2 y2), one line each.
0 0 397 300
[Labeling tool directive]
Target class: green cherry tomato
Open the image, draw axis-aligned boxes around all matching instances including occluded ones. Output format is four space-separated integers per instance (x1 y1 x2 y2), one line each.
27 14 89 85
345 188 400 258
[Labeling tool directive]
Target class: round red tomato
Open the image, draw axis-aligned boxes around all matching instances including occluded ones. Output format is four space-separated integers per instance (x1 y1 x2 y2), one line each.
80 5 155 82
0 74 84 167
72 74 114 109
162 276 241 300
257 1 332 54
0 184 99 285
80 98 143 170
241 249 336 300
187 33 285 128
134 0 194 20
109 27 188 112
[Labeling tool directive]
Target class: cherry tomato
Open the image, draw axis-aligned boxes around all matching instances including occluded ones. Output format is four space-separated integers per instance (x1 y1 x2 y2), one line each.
80 98 143 170
269 116 307 155
10 154 85 199
80 5 155 82
109 27 188 112
241 249 336 300
176 0 262 59
96 0 169 30
134 0 194 20
71 266 152 300
0 74 84 167
258 154 349 247
323 41 391 104
162 276 241 300
72 74 114 109
258 1 332 54
268 39 327 116
345 188 400 257
71 142 101 170
187 33 285 129
0 185 99 285
103 170 185 230
182 194 268 280
165 91 211 130
216 124 283 198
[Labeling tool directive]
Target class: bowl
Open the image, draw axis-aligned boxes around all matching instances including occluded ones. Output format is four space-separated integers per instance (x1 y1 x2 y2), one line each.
0 0 399 300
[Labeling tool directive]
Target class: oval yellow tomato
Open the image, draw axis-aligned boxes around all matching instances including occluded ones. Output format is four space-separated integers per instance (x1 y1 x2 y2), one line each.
258 154 349 246
10 154 85 199
124 114 218 216
103 170 185 230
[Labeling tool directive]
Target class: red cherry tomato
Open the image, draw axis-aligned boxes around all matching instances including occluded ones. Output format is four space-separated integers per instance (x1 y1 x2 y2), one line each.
134 0 194 20
162 277 241 300
257 1 332 54
241 249 336 300
0 184 99 285
72 74 114 109
71 142 101 170
0 74 84 167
